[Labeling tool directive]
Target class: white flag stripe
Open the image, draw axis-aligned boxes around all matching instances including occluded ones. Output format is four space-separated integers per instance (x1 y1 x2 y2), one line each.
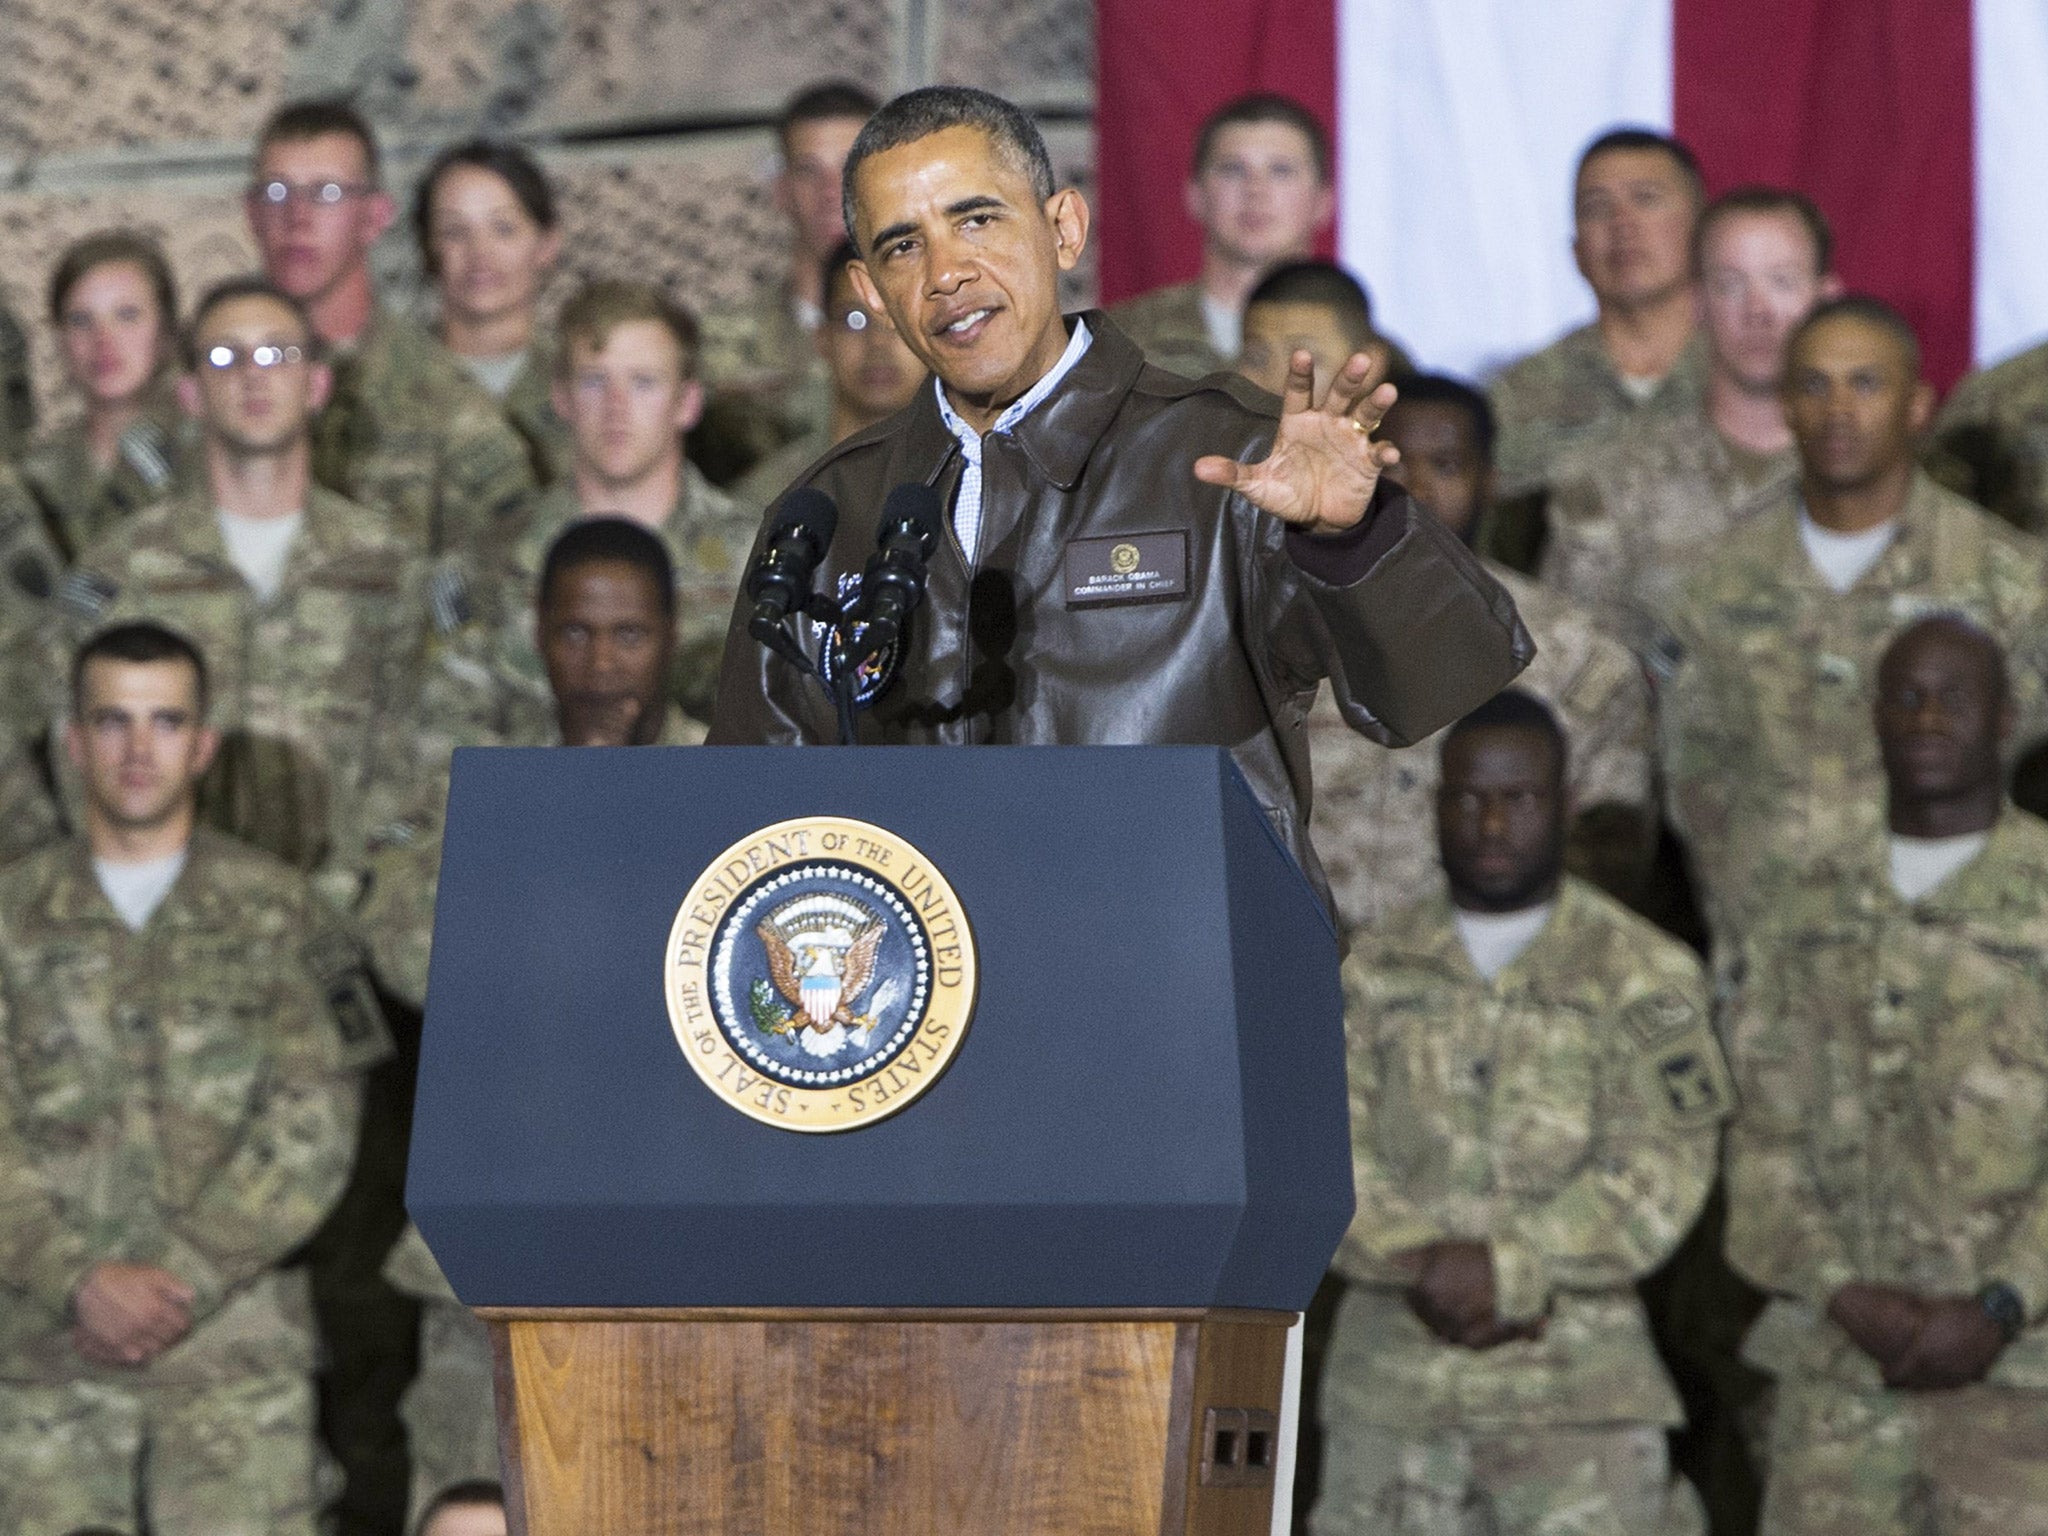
1337 0 1673 380
1974 0 2048 370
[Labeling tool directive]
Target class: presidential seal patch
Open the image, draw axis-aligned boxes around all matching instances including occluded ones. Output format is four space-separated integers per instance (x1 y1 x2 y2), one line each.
664 817 977 1131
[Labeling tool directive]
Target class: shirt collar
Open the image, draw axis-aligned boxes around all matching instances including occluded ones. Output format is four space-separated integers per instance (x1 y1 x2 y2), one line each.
934 317 1094 449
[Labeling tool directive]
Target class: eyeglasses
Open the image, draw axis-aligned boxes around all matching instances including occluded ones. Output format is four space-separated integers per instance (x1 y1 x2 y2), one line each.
251 180 370 209
203 343 304 371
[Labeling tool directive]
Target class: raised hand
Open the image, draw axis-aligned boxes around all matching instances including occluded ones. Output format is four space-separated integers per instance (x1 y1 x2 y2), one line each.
1883 1296 2009 1390
1827 1281 1928 1374
1192 349 1400 535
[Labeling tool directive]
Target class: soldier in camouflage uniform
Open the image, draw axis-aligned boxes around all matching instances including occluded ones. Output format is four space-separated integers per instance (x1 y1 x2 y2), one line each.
476 280 762 731
1926 322 2048 536
0 300 33 463
1487 130 1707 572
413 140 573 488
1543 189 1835 657
0 621 387 1535
29 279 468 884
0 464 69 645
731 241 928 510
697 82 880 484
1657 299 2048 951
19 233 197 563
1109 93 1335 380
1235 260 1411 404
1302 374 1653 927
1313 690 1726 1536
363 520 700 1519
246 100 536 559
1725 617 2048 1536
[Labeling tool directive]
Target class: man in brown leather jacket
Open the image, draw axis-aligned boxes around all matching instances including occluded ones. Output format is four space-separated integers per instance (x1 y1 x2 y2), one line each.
709 86 1532 905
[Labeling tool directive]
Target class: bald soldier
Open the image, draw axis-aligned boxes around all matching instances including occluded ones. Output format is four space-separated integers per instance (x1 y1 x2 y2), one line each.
710 86 1531 920
1299 373 1653 926
1111 93 1337 380
362 520 702 1521
1316 691 1725 1536
1543 187 1837 656
1658 297 2048 949
1487 129 1708 570
0 621 386 1535
246 99 535 558
1725 617 2048 1536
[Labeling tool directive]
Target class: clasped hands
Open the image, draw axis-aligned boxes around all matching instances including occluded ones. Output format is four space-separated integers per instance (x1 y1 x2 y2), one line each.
1394 1240 1548 1351
1194 349 1400 537
1828 1280 2009 1390
70 1260 195 1368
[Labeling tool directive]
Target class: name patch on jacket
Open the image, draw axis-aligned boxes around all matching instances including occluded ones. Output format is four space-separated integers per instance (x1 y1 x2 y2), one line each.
1064 531 1188 607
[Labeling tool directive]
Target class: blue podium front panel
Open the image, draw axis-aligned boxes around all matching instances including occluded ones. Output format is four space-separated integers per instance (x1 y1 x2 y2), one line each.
410 745 1352 1310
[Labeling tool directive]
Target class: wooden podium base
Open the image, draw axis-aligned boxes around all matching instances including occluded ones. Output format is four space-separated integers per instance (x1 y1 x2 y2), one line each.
479 1306 1294 1536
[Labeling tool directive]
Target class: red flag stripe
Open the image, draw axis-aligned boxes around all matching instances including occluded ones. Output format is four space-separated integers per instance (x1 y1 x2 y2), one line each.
1672 0 1974 390
1094 0 1338 305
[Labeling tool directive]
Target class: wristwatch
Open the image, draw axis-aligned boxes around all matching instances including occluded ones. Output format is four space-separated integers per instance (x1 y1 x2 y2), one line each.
1978 1280 2027 1343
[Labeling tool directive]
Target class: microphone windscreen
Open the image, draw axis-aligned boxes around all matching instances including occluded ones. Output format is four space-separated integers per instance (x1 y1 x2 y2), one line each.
770 486 840 545
880 482 944 554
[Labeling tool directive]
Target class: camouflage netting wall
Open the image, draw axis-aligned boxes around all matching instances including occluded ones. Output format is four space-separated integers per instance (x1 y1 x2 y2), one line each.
0 0 1096 402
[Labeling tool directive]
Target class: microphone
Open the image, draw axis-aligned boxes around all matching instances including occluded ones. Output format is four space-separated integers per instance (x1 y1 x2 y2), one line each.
841 483 944 667
746 488 839 648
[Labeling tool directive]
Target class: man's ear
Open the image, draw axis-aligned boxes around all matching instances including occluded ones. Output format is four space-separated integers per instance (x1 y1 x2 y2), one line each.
176 373 201 419
362 190 398 247
1047 188 1091 274
191 724 222 778
848 261 889 322
673 379 706 436
1182 176 1207 230
550 376 574 422
62 718 86 775
1909 380 1937 435
305 361 334 414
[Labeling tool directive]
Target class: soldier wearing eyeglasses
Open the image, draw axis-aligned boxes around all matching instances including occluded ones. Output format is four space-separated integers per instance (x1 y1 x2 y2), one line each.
244 100 535 562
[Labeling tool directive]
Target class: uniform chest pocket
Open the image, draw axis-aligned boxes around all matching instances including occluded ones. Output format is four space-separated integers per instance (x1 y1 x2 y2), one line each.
1490 1008 1599 1196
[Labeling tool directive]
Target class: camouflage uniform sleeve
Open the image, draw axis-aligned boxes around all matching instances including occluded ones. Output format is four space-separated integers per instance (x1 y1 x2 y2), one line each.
1560 621 1655 900
0 468 63 645
433 397 539 564
1330 953 1454 1281
153 909 388 1321
1652 601 1749 928
0 979 101 1316
1719 947 1857 1307
1489 965 1731 1323
1537 456 1625 617
0 306 33 462
1923 369 2008 522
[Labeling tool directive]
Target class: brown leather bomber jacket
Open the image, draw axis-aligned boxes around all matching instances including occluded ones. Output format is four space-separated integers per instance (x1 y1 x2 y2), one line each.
707 314 1534 908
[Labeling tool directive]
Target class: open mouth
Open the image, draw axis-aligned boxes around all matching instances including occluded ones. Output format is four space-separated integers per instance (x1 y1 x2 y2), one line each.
936 308 995 343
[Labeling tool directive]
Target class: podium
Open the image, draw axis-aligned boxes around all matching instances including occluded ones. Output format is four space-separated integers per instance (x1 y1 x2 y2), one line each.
411 746 1354 1535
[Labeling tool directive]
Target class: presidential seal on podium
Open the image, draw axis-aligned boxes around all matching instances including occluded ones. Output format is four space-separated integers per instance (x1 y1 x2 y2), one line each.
664 816 977 1131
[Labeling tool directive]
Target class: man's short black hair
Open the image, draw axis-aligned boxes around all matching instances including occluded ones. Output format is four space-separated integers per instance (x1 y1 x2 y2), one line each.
255 98 382 186
414 139 559 276
1788 294 1923 380
1444 687 1567 780
73 621 210 718
539 517 677 619
841 87 1055 245
1576 127 1704 204
1388 372 1497 462
780 80 883 154
1245 260 1374 346
415 1479 505 1536
1695 185 1833 277
184 275 320 370
1194 93 1331 182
